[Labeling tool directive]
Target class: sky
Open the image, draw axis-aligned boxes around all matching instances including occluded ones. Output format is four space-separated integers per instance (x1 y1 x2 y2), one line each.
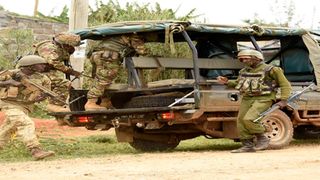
0 0 319 29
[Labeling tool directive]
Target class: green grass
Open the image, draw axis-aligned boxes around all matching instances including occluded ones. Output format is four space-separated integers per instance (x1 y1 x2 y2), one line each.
0 135 136 162
1 135 320 162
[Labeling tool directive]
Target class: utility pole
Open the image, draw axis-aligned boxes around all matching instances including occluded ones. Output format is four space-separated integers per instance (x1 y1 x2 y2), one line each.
69 0 89 89
34 0 39 16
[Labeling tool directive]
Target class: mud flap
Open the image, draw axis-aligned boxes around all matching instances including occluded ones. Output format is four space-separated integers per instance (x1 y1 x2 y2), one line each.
115 127 134 142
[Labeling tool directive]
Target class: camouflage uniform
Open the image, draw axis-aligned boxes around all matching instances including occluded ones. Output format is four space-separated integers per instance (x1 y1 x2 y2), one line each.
0 70 50 150
33 32 81 107
33 40 71 106
85 34 146 109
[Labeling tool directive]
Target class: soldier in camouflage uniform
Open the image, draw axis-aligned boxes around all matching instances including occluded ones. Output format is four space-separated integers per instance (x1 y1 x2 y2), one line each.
84 34 146 110
33 32 81 112
217 49 292 153
0 55 55 160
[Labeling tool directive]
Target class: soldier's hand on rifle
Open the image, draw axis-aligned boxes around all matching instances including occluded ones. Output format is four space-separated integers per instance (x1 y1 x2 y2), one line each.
217 76 228 85
66 69 81 77
33 93 47 102
276 100 287 108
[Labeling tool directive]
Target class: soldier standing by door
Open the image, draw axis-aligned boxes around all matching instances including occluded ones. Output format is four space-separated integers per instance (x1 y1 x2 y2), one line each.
217 49 292 153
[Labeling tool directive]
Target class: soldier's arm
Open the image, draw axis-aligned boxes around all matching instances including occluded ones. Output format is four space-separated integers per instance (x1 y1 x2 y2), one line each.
226 80 238 88
37 44 71 73
270 67 292 100
0 70 21 86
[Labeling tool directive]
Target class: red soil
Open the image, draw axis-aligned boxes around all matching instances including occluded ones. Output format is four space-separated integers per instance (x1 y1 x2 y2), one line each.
0 112 106 138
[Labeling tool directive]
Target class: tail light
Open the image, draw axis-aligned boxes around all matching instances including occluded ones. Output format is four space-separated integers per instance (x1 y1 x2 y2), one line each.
75 116 92 123
160 112 174 120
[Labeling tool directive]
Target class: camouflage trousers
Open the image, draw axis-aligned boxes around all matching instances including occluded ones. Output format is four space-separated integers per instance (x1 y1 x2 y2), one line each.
0 101 40 149
237 98 273 140
87 51 121 98
44 70 71 106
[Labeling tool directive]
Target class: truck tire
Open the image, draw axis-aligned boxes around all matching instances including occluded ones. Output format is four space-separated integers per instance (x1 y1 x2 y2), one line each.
129 138 180 151
262 110 293 149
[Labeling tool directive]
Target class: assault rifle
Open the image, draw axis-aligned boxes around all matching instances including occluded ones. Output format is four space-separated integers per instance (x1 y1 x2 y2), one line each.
14 74 84 106
253 83 317 122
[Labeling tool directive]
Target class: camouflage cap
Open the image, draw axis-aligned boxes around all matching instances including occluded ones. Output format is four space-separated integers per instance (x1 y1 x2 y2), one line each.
54 32 81 47
238 49 264 60
18 55 47 67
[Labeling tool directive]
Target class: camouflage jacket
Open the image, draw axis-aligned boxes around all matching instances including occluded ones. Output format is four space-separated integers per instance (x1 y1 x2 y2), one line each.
0 69 51 104
86 34 146 58
33 40 72 73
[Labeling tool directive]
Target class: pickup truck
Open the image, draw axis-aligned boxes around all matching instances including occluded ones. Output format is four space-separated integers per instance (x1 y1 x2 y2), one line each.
51 21 320 151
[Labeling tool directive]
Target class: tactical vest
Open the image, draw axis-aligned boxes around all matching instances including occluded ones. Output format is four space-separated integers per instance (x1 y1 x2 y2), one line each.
235 64 277 96
0 71 47 103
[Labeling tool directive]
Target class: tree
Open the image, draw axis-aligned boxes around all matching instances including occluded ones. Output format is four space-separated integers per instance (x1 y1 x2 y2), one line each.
88 0 198 26
82 0 199 84
243 0 301 27
0 29 34 69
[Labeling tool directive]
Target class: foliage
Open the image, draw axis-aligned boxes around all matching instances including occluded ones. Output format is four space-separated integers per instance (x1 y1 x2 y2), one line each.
88 0 198 26
30 101 55 119
36 5 69 23
86 0 197 82
0 29 34 69
243 0 301 27
0 135 135 162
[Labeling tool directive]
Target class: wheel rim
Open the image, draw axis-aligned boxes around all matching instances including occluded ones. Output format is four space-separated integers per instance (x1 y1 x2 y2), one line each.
262 116 285 142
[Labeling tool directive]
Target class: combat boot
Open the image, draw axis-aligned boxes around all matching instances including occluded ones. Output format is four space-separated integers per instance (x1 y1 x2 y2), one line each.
30 147 55 160
231 139 256 153
47 104 70 112
85 98 107 110
255 133 270 151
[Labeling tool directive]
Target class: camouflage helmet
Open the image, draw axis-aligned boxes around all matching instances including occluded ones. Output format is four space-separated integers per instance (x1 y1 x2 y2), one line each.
54 32 81 47
238 49 264 60
18 55 47 67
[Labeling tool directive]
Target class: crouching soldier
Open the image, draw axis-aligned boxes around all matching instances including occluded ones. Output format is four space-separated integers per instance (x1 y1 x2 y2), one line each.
0 55 55 160
217 49 292 153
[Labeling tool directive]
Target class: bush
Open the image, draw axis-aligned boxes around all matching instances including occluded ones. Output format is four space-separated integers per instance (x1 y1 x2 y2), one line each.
0 29 34 69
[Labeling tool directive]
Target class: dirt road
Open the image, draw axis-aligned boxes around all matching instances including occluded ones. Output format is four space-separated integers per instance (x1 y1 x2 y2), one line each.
1 144 320 180
1 118 320 179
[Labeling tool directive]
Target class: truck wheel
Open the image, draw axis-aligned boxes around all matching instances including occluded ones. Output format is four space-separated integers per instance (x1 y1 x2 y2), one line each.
262 110 293 149
129 138 180 152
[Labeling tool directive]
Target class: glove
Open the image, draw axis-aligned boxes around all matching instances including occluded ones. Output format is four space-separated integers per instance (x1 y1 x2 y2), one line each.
276 100 287 108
